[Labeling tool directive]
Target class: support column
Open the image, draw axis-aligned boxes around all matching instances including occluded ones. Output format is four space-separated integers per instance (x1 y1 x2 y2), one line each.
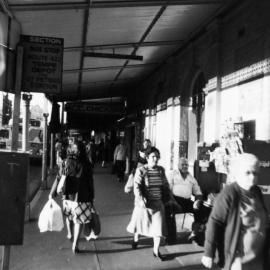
41 113 49 190
22 93 32 222
22 93 32 152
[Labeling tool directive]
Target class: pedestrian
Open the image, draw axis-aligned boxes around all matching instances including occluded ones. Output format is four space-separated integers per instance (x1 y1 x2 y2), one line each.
136 139 152 168
86 138 96 168
127 147 173 260
124 139 152 193
49 141 95 253
202 153 270 270
165 157 203 245
113 137 129 182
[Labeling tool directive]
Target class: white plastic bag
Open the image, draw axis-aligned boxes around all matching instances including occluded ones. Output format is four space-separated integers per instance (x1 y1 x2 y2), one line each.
38 199 64 232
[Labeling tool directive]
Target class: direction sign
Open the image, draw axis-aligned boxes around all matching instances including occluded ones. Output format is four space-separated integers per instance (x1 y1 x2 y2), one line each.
20 35 63 94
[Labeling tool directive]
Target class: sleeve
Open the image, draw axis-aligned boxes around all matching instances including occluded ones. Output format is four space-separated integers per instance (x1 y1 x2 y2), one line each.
167 170 174 190
133 167 145 203
161 167 173 203
204 187 232 258
191 176 202 196
113 145 119 161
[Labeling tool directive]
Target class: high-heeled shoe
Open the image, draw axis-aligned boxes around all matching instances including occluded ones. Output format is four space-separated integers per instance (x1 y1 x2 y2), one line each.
131 241 138 249
67 234 73 241
72 244 80 254
153 251 163 261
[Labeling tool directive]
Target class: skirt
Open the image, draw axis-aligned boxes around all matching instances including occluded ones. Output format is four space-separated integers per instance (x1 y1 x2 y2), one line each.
63 200 92 224
127 200 166 237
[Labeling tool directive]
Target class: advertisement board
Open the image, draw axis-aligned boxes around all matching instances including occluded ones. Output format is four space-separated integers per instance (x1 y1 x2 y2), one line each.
20 35 63 94
0 151 29 245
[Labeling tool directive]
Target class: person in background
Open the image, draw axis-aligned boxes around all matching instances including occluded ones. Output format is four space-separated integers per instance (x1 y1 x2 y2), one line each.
136 139 152 168
209 137 230 190
127 147 174 260
86 138 96 168
166 157 203 244
202 153 269 270
113 138 129 182
124 139 152 194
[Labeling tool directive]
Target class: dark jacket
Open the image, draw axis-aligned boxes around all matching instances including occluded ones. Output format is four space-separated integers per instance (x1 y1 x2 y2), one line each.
50 155 94 203
204 182 269 270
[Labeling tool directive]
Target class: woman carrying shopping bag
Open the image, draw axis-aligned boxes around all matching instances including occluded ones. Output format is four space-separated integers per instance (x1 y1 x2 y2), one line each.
127 147 174 260
49 141 95 253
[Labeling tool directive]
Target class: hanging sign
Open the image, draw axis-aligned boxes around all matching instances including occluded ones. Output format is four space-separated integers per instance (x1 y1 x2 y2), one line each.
20 35 63 94
65 102 124 115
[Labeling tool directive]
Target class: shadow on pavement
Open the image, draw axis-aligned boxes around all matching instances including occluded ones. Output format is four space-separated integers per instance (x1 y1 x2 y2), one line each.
162 250 203 261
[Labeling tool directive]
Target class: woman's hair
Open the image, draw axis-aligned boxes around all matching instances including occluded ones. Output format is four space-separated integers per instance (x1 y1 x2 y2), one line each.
145 146 160 158
229 153 260 178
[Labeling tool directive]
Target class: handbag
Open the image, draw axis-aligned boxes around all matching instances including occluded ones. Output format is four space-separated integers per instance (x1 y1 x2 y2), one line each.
56 174 66 195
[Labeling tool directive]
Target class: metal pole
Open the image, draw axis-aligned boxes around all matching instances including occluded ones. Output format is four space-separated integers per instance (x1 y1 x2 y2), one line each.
41 113 49 189
22 94 32 152
21 93 32 222
50 133 54 170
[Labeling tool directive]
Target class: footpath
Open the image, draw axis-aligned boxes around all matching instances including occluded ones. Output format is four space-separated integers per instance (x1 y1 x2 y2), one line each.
7 164 219 270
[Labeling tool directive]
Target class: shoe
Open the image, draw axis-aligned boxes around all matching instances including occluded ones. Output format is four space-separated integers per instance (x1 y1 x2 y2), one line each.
72 245 79 254
188 232 196 243
67 234 73 241
153 251 163 261
131 241 138 249
85 232 98 241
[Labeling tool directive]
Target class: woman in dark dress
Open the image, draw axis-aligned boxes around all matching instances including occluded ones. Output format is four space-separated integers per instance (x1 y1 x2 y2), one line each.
49 141 94 253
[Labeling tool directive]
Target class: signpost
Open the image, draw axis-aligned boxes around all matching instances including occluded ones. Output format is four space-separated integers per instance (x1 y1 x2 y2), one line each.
20 35 63 94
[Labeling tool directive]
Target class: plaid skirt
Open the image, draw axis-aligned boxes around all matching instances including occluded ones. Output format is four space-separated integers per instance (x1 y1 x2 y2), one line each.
63 200 92 224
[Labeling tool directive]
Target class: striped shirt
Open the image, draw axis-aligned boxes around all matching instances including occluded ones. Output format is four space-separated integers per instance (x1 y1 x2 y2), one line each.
147 168 163 201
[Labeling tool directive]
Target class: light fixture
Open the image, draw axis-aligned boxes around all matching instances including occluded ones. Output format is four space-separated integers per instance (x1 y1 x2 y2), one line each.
84 52 143 61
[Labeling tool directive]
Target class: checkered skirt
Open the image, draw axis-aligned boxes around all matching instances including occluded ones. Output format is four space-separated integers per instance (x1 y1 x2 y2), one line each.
63 200 92 224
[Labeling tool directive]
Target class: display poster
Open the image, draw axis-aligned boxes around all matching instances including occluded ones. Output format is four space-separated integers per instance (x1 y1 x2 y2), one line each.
20 35 63 94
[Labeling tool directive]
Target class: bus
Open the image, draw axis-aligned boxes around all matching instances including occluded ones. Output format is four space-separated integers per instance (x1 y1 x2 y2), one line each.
0 118 43 159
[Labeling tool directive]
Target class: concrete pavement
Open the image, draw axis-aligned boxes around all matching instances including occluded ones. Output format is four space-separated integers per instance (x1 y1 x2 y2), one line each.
8 164 219 270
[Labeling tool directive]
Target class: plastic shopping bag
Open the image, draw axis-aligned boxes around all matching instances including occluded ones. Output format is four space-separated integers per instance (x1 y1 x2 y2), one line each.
38 199 64 232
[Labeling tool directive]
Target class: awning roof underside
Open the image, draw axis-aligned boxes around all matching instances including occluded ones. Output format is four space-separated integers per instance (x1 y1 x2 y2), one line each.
7 0 232 103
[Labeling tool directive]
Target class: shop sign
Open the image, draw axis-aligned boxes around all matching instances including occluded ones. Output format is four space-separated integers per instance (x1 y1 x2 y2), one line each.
20 35 63 94
65 102 124 115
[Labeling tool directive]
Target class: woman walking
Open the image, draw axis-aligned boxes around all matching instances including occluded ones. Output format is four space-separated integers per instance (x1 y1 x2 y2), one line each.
202 153 270 270
127 147 173 260
49 141 94 253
